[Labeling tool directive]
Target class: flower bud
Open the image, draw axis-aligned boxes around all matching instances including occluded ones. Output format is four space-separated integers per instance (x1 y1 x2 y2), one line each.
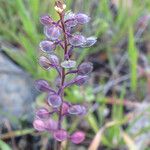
74 75 88 86
81 37 97 47
48 54 59 66
54 1 66 14
47 94 62 108
40 14 53 26
33 119 45 131
36 108 50 119
75 13 90 24
35 79 52 92
78 62 93 75
70 131 85 144
39 41 56 52
44 25 62 41
39 56 51 70
61 60 76 69
53 129 68 141
69 33 86 47
68 105 86 115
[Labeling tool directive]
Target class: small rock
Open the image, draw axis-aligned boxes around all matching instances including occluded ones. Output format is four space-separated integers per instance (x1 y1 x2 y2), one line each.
0 52 37 124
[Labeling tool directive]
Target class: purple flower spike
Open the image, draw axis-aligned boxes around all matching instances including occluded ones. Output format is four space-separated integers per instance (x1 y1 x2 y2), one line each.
35 79 52 93
75 13 90 24
40 14 53 26
70 131 85 144
47 94 62 108
44 25 62 41
39 56 51 70
39 41 56 52
53 129 68 142
74 75 88 86
81 37 97 47
68 105 86 115
36 108 49 119
69 33 86 46
48 54 59 66
33 119 45 131
45 118 58 131
61 60 76 69
78 62 93 75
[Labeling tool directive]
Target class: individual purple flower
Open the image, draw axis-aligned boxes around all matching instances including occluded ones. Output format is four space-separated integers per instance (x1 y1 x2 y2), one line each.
40 14 53 26
65 11 77 28
47 94 62 108
75 13 90 24
81 37 97 47
39 56 51 70
68 105 86 115
44 118 58 131
35 79 53 93
61 60 76 69
69 33 86 46
78 62 93 75
74 75 88 86
39 40 56 52
44 25 62 40
48 54 59 66
36 108 50 119
70 131 85 144
53 129 68 141
33 119 46 132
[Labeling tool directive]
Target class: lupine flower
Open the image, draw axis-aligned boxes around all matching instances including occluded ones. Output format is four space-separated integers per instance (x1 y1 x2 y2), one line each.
70 131 85 144
40 14 53 25
39 40 56 52
39 56 51 70
33 0 96 145
36 108 50 119
44 25 62 40
47 94 62 108
69 33 86 46
75 13 90 24
78 62 93 75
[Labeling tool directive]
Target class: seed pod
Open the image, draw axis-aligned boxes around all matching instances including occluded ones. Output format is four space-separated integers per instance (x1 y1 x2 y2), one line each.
78 62 93 75
39 56 51 70
47 94 62 108
44 25 62 41
40 14 53 25
75 13 90 24
53 129 68 142
69 33 86 46
39 41 56 52
70 131 85 144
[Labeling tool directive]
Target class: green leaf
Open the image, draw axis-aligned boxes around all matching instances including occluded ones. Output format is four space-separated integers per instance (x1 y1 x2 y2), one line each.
0 140 12 150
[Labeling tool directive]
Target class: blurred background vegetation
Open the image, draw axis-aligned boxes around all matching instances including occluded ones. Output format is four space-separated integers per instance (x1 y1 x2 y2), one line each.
1 0 150 150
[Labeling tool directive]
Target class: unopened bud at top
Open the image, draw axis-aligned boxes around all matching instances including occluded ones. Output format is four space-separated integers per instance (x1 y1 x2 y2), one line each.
55 1 66 13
